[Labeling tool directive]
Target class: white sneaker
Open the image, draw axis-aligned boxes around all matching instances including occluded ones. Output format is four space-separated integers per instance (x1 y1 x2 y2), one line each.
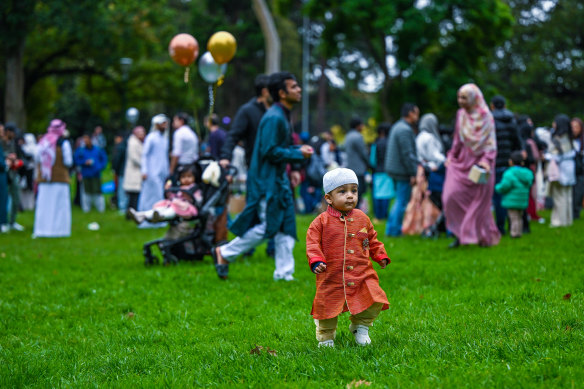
318 339 334 348
11 222 25 231
349 324 371 346
0 224 9 233
273 274 295 282
127 208 145 224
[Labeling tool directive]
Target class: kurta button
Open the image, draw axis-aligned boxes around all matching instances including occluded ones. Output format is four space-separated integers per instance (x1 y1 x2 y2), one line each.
347 282 355 286
347 218 354 222
349 233 355 237
346 266 353 270
347 249 354 254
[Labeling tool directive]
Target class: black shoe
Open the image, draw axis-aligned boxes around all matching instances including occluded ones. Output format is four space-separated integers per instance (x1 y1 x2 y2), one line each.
448 237 460 249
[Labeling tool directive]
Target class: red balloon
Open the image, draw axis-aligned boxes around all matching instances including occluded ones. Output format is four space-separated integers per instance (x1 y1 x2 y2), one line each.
169 34 199 67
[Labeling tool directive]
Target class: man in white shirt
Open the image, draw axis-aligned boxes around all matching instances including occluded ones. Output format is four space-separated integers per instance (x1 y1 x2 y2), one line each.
170 112 199 175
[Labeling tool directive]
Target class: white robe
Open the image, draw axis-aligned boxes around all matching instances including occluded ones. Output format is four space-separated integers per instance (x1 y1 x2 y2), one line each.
33 140 73 237
138 130 169 228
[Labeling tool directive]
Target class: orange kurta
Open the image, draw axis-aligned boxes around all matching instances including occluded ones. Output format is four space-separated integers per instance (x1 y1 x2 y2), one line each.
307 206 390 320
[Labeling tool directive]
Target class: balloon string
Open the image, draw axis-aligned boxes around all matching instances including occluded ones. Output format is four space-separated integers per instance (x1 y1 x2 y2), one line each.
208 84 216 116
184 67 190 83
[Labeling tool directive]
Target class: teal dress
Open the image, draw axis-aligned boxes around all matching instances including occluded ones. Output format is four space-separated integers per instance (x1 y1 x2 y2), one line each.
230 104 305 240
0 145 7 225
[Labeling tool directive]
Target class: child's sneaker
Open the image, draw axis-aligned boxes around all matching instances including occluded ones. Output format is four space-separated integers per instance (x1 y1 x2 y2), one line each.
349 324 371 346
151 210 163 223
318 339 334 348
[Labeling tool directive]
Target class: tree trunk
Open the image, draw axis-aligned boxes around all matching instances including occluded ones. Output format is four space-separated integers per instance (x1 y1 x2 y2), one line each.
4 40 26 128
316 57 328 133
252 0 280 73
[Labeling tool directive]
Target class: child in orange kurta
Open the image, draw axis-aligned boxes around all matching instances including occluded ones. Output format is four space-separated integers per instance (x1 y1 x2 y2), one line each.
306 168 390 347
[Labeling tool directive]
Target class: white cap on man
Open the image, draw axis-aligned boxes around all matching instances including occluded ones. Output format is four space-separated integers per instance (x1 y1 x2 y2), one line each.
322 168 359 194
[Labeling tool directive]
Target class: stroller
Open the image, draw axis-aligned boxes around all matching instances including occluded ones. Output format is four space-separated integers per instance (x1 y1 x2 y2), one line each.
142 157 236 266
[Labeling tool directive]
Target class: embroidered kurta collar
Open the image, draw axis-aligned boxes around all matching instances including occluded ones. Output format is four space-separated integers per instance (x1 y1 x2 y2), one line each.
274 102 291 121
326 205 354 218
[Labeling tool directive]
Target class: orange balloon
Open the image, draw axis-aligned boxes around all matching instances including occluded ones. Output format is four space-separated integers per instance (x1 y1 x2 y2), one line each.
207 31 237 65
169 33 199 67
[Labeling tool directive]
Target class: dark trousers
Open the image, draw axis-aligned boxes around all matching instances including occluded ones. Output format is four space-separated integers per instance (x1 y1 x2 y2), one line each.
126 191 140 212
493 167 508 234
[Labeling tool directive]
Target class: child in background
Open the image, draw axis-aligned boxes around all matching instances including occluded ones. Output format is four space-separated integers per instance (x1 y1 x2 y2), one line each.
495 151 534 238
128 164 202 224
306 168 390 348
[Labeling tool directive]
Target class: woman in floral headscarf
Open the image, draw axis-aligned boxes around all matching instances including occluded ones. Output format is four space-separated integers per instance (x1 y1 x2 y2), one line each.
33 119 73 237
442 83 501 248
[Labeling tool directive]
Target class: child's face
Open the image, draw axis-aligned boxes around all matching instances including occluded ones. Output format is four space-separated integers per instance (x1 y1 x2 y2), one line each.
179 171 195 186
325 183 358 213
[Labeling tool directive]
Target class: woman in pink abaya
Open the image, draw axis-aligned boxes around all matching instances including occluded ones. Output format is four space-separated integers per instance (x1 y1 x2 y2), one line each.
442 83 501 248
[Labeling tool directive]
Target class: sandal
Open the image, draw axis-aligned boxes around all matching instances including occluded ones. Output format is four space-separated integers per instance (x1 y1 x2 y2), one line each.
212 246 229 280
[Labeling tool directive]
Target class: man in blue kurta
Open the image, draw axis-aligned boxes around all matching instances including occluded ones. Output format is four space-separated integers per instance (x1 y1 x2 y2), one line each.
213 72 314 281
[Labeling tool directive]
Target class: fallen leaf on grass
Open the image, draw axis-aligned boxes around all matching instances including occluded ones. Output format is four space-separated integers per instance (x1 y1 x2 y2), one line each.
249 345 277 356
535 278 541 282
563 294 571 300
347 379 371 388
565 325 571 331
126 312 135 319
419 294 424 299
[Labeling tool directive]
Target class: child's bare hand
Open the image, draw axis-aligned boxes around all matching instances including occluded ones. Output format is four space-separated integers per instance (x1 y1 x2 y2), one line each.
314 263 327 274
380 259 389 269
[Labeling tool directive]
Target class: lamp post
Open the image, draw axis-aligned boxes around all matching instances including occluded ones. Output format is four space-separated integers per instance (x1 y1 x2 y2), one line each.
120 57 133 130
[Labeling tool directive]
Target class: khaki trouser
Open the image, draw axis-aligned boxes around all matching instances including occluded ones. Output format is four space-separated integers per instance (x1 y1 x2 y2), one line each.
507 209 523 238
314 302 383 342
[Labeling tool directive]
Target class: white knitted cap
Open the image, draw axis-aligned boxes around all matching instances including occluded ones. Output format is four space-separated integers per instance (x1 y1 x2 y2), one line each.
323 168 358 194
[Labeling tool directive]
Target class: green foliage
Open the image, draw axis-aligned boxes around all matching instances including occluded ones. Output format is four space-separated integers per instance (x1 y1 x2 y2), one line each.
0 205 583 386
480 0 584 124
305 0 514 122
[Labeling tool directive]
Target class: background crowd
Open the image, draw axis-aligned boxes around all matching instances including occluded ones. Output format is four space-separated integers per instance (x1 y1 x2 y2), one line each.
1 78 583 255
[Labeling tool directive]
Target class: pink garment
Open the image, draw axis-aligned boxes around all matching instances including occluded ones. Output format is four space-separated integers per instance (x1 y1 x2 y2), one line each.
38 119 66 180
153 184 201 219
442 127 501 246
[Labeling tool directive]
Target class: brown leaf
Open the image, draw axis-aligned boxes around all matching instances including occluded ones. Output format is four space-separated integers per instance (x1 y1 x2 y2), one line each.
250 345 264 355
126 312 135 319
419 294 424 299
563 293 571 300
565 325 572 331
267 348 278 356
535 278 541 282
347 379 371 388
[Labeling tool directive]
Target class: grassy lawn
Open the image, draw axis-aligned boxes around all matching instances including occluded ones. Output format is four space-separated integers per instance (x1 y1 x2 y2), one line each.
1 205 582 387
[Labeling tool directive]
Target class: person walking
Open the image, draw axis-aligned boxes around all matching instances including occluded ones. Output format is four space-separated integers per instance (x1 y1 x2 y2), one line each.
490 95 524 235
219 74 271 170
33 119 73 237
137 114 170 228
442 83 500 248
205 113 227 160
170 112 198 176
1 123 25 231
212 71 314 281
545 114 576 227
123 126 146 213
384 103 420 236
571 117 584 219
74 133 108 213
0 124 8 233
370 122 393 222
344 116 371 210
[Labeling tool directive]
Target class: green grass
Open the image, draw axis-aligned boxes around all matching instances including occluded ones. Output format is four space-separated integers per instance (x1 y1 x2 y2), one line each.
1 205 582 388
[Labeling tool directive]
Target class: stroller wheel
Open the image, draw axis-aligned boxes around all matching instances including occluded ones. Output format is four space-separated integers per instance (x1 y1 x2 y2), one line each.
144 254 159 266
163 253 179 266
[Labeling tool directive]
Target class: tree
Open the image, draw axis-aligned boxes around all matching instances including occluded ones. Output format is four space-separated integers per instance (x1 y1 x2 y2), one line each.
480 0 584 124
304 0 514 122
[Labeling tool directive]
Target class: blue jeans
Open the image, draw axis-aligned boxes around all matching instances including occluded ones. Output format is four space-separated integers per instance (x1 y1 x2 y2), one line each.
373 198 390 220
492 167 507 234
386 179 412 236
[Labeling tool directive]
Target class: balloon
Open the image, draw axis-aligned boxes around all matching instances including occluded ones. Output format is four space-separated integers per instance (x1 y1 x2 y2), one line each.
207 31 237 65
198 52 227 84
169 33 199 67
126 107 139 124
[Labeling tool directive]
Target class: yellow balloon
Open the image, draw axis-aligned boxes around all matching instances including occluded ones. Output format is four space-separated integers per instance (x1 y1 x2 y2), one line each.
207 31 237 65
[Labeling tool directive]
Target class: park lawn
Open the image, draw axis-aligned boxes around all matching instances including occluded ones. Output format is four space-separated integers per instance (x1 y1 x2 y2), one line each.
0 207 582 388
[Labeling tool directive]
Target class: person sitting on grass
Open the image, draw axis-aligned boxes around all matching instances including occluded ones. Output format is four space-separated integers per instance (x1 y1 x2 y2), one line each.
495 150 534 238
128 164 202 224
306 168 391 348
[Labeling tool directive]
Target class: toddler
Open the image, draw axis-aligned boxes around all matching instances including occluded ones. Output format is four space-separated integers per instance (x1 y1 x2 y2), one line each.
128 164 202 224
495 151 534 238
306 168 390 348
